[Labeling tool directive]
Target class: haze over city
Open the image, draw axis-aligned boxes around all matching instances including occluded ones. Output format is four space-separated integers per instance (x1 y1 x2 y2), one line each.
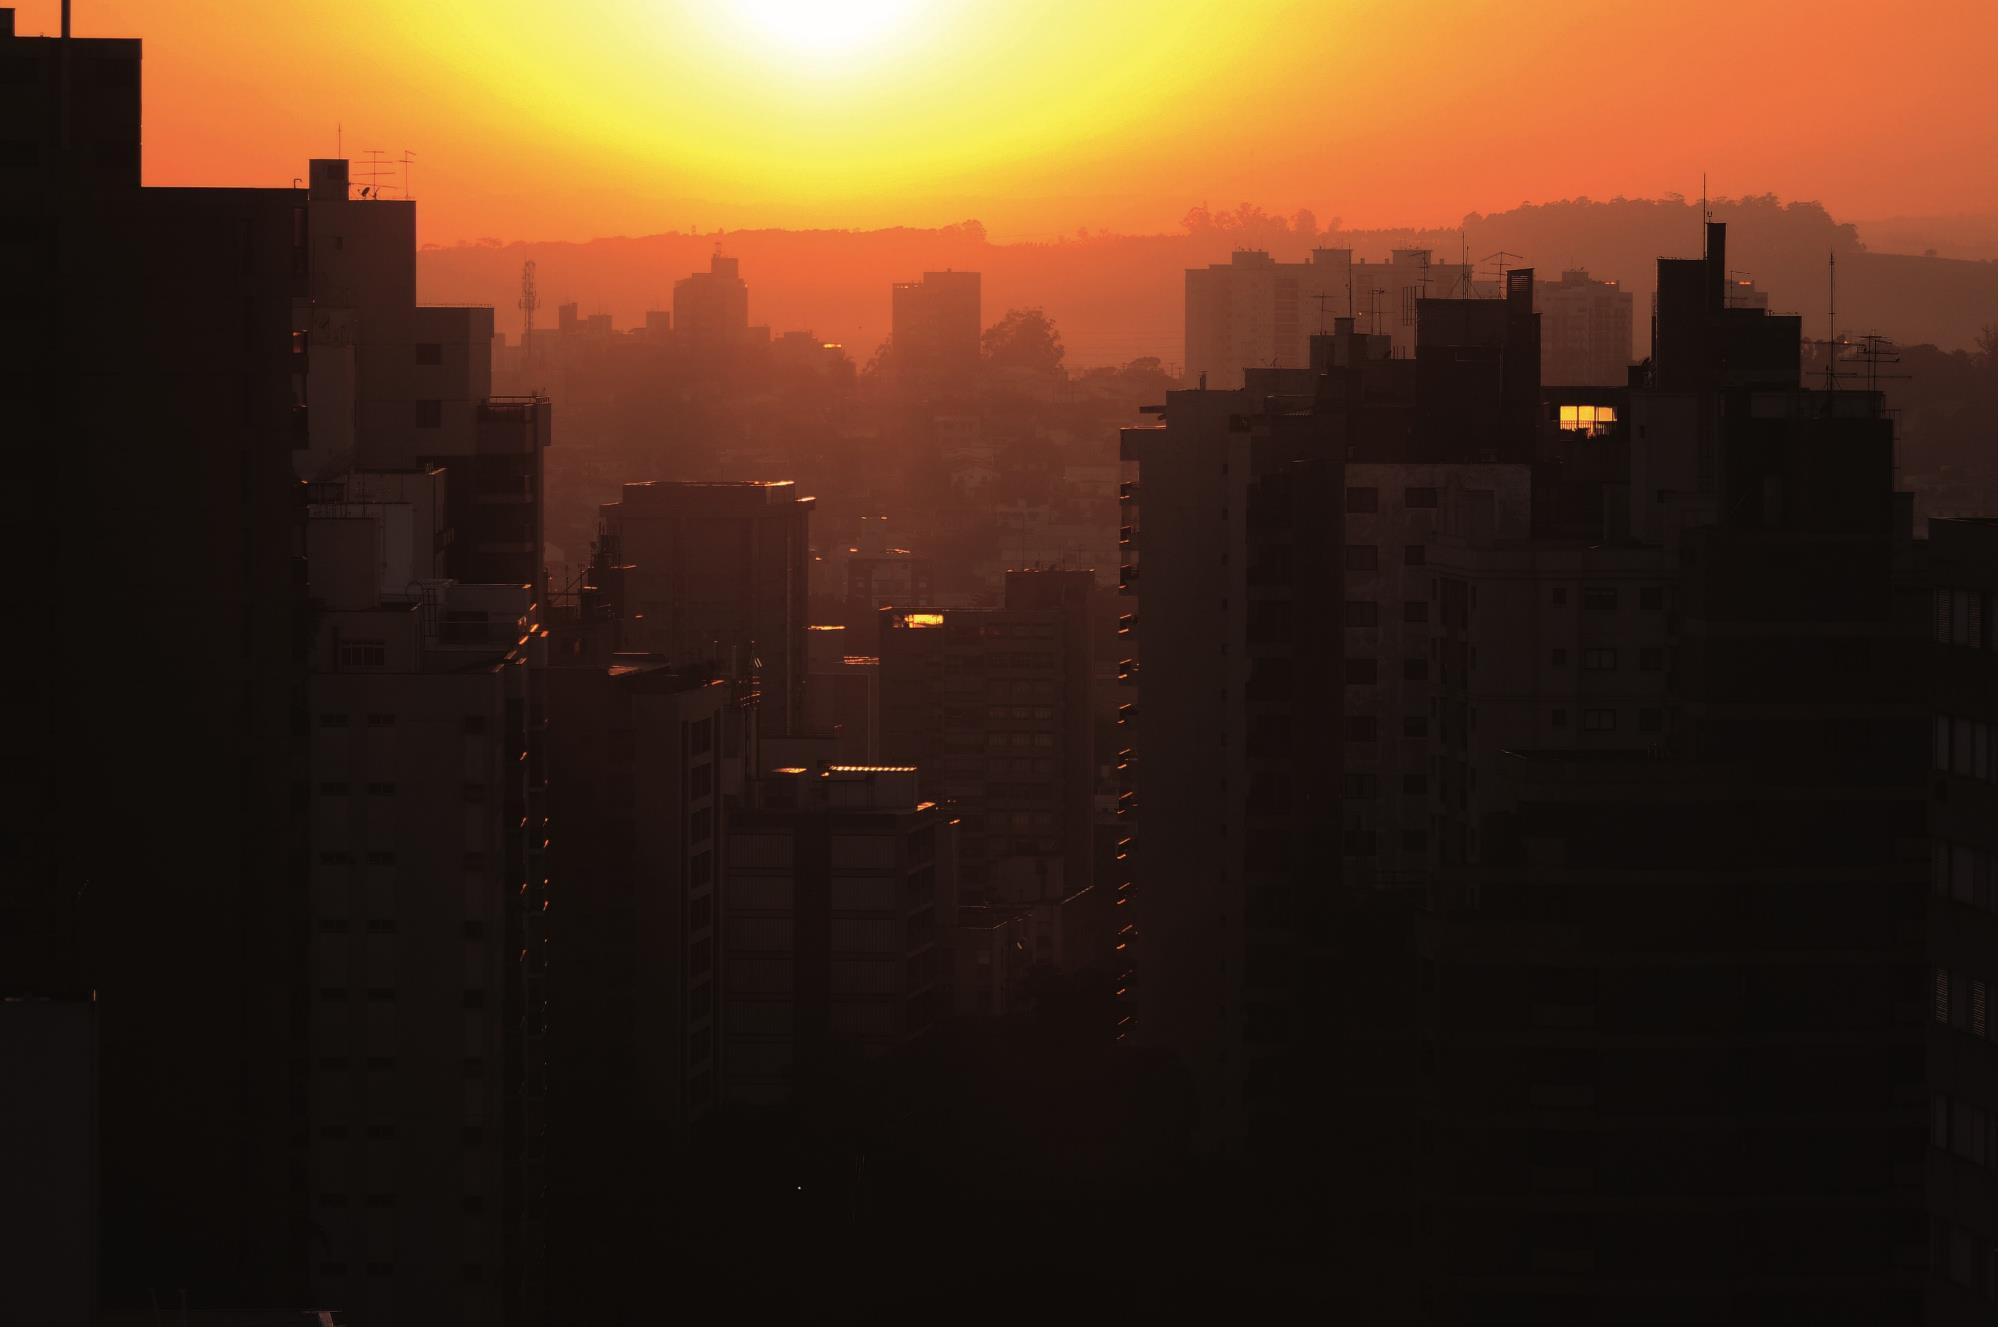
5 2 1998 1324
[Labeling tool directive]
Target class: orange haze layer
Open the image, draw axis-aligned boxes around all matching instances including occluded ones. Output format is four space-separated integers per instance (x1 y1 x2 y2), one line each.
19 0 1998 245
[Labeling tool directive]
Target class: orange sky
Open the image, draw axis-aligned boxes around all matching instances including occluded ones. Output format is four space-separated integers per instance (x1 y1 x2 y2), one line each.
22 0 1998 245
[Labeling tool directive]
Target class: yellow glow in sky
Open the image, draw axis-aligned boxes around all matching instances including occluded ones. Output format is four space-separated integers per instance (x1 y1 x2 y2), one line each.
17 1 1998 245
726 0 924 58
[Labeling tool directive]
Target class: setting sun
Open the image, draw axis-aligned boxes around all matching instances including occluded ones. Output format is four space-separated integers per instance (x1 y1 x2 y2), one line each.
731 0 923 58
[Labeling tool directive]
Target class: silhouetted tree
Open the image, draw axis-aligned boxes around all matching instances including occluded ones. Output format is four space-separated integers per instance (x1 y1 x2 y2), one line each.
982 307 1065 376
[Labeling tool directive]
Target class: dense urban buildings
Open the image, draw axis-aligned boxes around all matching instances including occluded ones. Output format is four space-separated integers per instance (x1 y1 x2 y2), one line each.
1183 246 1494 387
8 5 1998 1321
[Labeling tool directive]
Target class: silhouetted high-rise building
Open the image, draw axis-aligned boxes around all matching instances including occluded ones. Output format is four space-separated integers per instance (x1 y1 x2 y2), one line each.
722 764 955 1103
674 253 751 348
891 269 981 397
1416 223 1928 1323
3 16 312 1310
878 570 1097 956
542 657 743 1321
1536 268 1635 386
594 480 815 736
303 497 547 1325
1926 517 1998 1324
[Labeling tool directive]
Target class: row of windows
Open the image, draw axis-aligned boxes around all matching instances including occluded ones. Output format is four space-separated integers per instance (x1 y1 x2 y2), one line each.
1548 646 1667 671
1343 771 1428 798
1346 658 1434 684
315 1057 487 1075
1936 841 1998 915
1345 716 1431 740
1546 585 1666 611
987 732 1058 748
1341 599 1435 626
1934 967 1994 1041
1935 715 1996 781
1934 1094 1998 1173
1342 827 1429 856
1343 544 1428 571
1935 586 1993 650
1345 486 1439 512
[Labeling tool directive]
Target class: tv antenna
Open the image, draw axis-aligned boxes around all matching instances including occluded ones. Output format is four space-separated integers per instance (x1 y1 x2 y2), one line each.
519 260 540 363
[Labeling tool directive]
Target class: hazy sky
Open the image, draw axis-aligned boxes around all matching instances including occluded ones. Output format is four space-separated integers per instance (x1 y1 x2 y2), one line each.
27 0 1998 245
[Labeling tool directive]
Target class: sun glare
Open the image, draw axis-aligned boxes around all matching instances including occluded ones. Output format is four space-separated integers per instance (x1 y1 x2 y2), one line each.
733 0 923 58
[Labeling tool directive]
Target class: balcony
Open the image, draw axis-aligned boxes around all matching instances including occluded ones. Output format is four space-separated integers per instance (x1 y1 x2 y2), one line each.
1117 613 1138 637
1117 659 1139 686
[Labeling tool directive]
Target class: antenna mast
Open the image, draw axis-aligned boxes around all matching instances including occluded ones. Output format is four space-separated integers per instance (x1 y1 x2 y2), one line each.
518 260 540 370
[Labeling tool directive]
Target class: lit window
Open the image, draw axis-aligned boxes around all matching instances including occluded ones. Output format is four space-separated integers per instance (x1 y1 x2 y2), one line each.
1558 403 1618 437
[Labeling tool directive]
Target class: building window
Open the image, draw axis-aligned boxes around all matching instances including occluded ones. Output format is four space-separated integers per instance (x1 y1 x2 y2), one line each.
1403 715 1429 738
367 781 395 797
1342 772 1376 799
1345 716 1377 742
1552 708 1568 728
1341 829 1378 856
414 398 442 428
1405 544 1426 566
1582 586 1617 611
1400 828 1428 852
1344 657 1377 685
1344 544 1378 572
1583 649 1617 671
1551 648 1568 667
1640 586 1665 611
1640 647 1665 671
415 342 443 366
1404 487 1439 509
1404 601 1430 624
1403 657 1429 681
1345 600 1378 628
1345 487 1378 514
1583 708 1618 732
337 639 386 669
1402 771 1429 795
1639 708 1662 733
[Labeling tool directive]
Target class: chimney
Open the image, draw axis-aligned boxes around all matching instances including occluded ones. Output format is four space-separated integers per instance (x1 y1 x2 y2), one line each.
1506 267 1534 314
307 159 349 201
1 10 16 39
1706 221 1727 313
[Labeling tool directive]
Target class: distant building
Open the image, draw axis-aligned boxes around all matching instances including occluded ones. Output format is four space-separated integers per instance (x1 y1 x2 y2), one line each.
1536 268 1634 386
594 480 815 736
878 569 1097 928
891 269 981 396
722 764 955 1103
1184 247 1491 388
674 254 750 347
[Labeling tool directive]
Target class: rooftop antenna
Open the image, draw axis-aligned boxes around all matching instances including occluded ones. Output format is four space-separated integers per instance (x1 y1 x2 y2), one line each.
1825 249 1838 391
1701 172 1709 255
519 259 539 366
1312 290 1340 335
398 149 415 200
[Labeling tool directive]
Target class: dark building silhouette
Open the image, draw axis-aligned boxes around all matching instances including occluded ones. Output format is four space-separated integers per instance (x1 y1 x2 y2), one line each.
877 570 1097 948
3 14 313 1311
722 764 956 1103
891 269 981 397
593 480 815 737
541 658 744 1322
1926 518 1998 1322
674 253 751 348
1416 226 1929 1323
